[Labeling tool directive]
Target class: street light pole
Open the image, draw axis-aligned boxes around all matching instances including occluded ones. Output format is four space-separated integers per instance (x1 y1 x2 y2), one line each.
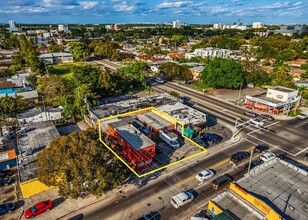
247 147 254 172
237 83 242 106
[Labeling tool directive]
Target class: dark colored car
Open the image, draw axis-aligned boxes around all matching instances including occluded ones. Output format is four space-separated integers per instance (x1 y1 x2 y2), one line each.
137 211 161 220
0 203 15 216
260 114 274 121
25 200 53 219
244 111 258 118
0 177 12 186
192 137 209 148
156 147 163 154
200 133 223 144
254 145 269 153
244 160 261 170
0 170 14 178
211 174 234 190
230 152 250 163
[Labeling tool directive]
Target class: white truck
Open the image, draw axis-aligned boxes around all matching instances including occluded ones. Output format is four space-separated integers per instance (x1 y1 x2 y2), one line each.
159 130 180 149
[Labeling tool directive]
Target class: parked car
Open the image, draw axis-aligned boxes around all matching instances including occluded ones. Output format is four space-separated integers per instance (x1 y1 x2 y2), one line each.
260 151 276 163
195 170 214 182
297 112 308 120
254 145 269 153
0 170 14 178
249 118 265 127
211 174 233 190
156 77 164 84
230 152 250 163
200 133 223 144
0 203 15 216
0 177 12 186
171 191 195 208
192 137 209 148
244 111 258 117
260 114 274 121
244 160 261 170
137 211 161 220
25 200 53 219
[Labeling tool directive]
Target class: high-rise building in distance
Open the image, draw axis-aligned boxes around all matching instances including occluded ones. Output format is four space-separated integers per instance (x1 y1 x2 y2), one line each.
172 20 181 29
58 24 69 32
8 20 16 29
253 22 262 29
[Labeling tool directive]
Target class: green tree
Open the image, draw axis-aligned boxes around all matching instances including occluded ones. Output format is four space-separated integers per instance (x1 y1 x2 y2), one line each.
26 74 38 87
245 69 271 87
271 64 295 88
68 42 90 61
0 96 34 117
72 65 101 92
2 35 19 49
118 61 150 85
201 58 246 89
159 62 182 79
37 129 130 199
170 35 187 47
47 40 64 53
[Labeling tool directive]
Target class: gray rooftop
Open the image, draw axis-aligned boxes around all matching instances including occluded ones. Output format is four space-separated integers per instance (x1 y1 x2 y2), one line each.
271 86 297 93
17 121 60 182
249 92 282 104
39 52 73 58
137 112 172 130
237 159 308 220
17 106 61 119
212 191 262 220
116 125 155 150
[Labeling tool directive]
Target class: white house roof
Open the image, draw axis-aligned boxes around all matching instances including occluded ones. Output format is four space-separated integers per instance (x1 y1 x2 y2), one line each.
39 52 73 59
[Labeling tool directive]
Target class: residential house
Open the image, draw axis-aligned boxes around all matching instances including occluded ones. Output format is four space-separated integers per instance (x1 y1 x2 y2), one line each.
284 59 307 68
39 52 73 64
17 106 62 125
167 51 186 61
260 58 277 65
185 47 233 60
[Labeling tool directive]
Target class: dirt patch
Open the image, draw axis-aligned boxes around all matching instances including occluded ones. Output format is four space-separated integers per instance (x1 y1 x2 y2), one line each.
208 87 265 104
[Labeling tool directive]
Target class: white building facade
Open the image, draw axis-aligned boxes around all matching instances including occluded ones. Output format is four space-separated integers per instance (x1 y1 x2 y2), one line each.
252 22 262 29
172 20 181 29
58 24 69 32
185 47 233 60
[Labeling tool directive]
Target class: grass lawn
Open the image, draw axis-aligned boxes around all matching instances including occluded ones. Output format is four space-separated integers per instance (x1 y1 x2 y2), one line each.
186 82 209 92
48 62 84 79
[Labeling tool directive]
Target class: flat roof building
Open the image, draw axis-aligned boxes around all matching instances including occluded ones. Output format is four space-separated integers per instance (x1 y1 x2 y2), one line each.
137 112 173 131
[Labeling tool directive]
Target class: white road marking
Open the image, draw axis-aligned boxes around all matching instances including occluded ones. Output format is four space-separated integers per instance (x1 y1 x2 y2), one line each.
247 121 280 135
294 147 308 157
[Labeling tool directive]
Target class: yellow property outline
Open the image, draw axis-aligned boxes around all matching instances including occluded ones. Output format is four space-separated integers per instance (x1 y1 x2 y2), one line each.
98 107 207 178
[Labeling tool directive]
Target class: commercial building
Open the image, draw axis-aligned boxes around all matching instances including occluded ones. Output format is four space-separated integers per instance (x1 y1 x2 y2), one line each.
7 20 18 32
252 22 262 29
267 25 308 37
185 47 234 60
103 117 156 171
39 52 73 64
208 157 308 220
58 24 69 32
17 107 62 125
172 20 181 29
245 86 299 114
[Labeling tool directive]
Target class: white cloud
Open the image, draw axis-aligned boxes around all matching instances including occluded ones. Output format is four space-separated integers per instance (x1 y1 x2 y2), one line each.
79 1 99 10
113 1 135 11
157 1 192 9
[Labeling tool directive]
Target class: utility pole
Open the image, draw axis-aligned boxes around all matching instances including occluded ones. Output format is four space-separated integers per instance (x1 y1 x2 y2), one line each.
247 147 254 172
237 83 242 106
42 95 48 121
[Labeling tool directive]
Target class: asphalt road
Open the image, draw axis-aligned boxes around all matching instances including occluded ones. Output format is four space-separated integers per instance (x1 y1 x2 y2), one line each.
64 83 307 220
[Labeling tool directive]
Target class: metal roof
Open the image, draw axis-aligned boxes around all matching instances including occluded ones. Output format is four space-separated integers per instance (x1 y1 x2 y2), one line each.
137 112 172 130
237 158 308 220
116 125 155 150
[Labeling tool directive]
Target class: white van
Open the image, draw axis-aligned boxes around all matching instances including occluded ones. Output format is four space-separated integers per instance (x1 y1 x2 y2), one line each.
171 191 194 208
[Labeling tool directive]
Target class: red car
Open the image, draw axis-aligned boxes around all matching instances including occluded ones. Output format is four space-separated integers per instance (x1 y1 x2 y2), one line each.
25 200 52 219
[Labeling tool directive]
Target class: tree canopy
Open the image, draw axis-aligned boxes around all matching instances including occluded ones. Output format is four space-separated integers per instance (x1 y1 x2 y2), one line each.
158 62 193 81
37 129 130 199
201 58 246 89
68 42 90 61
0 96 34 118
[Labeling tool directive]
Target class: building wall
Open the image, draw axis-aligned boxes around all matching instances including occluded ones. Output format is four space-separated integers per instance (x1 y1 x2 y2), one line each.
18 111 62 125
266 88 298 102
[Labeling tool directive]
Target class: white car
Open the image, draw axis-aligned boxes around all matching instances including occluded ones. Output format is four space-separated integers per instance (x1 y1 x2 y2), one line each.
249 118 265 127
297 112 308 120
260 151 276 162
195 170 214 182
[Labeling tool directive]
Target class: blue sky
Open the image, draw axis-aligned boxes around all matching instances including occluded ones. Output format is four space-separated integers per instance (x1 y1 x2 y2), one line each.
0 0 307 24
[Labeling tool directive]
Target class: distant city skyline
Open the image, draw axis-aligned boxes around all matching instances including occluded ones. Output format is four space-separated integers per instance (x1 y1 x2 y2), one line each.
0 0 307 24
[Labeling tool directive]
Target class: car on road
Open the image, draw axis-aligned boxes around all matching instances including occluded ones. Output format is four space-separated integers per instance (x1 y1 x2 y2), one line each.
260 151 276 163
195 170 214 182
0 177 13 186
260 114 274 121
297 112 308 120
230 152 250 163
192 137 209 148
0 203 15 216
211 174 233 190
254 145 269 153
171 191 195 208
137 211 161 220
249 118 265 127
200 133 223 144
25 200 53 219
244 111 258 117
244 160 261 170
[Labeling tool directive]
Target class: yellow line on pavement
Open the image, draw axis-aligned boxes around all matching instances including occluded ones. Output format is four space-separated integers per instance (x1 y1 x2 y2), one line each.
175 158 230 187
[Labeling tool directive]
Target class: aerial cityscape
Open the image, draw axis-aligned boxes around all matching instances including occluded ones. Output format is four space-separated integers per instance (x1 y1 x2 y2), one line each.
0 1 308 220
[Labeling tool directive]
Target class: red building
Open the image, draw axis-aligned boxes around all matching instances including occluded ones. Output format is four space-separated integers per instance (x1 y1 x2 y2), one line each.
108 119 156 171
